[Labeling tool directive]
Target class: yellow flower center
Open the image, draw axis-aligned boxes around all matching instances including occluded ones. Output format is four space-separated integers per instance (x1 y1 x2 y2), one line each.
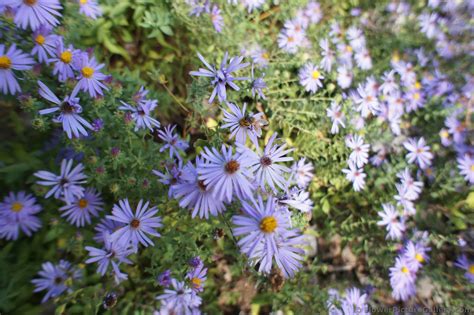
81 66 94 78
415 253 424 263
311 70 320 80
259 216 277 233
392 52 400 62
401 266 409 274
224 160 240 174
346 45 353 53
469 264 474 274
80 0 88 4
0 55 12 69
191 277 202 288
262 52 269 60
413 93 420 101
440 130 448 138
78 199 88 209
24 0 37 5
60 51 72 64
414 81 421 90
470 164 474 172
11 202 24 212
287 36 294 43
35 34 45 45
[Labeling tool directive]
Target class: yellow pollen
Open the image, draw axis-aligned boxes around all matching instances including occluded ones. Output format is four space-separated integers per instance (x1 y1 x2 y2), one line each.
311 70 320 80
78 199 88 209
35 34 45 45
262 52 269 60
469 264 474 274
81 66 94 78
0 56 12 69
415 253 424 263
346 45 353 53
414 81 421 89
24 0 37 5
80 0 88 4
392 52 400 62
440 130 449 138
470 164 474 172
260 216 277 233
413 93 420 101
60 51 72 64
191 277 202 288
11 202 24 212
287 36 294 43
401 266 409 274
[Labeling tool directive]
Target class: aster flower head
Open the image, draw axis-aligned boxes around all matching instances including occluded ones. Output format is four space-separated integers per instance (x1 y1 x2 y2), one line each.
237 133 293 192
278 187 313 213
342 160 366 192
290 158 314 188
210 4 223 33
10 0 62 30
85 234 133 284
242 0 266 12
250 47 270 68
156 279 202 314
454 255 474 283
340 287 370 315
299 63 324 93
78 0 102 19
186 263 207 292
305 1 322 24
172 158 225 219
457 154 474 185
157 269 172 287
389 256 417 301
277 29 305 54
0 191 42 240
37 80 93 139
377 203 405 240
404 241 430 272
153 160 184 198
189 52 249 103
94 217 125 243
346 134 370 168
59 187 103 227
396 168 423 200
0 44 35 95
31 25 59 63
337 65 353 89
34 159 87 204
158 125 189 159
119 99 160 132
107 198 163 248
352 83 379 117
197 145 254 203
380 70 399 95
221 102 267 145
403 137 434 170
319 38 335 72
250 64 267 99
31 260 81 303
50 40 81 82
326 101 345 134
72 53 108 98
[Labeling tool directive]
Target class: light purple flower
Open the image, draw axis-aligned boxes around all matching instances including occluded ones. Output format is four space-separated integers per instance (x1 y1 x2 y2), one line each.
210 4 223 33
9 0 62 30
153 160 184 198
337 65 353 89
0 191 42 240
299 63 324 93
242 0 266 12
404 241 430 272
38 80 93 139
389 256 417 301
31 25 59 63
78 0 102 19
119 99 160 131
342 161 366 192
250 65 266 99
291 158 314 188
107 199 163 247
186 263 207 292
326 101 345 134
454 255 474 283
278 187 313 213
72 53 108 98
190 52 249 103
377 204 405 240
197 145 254 202
221 102 267 144
457 154 474 185
346 134 370 168
0 44 35 95
403 137 433 169
158 125 189 159
34 159 87 204
50 40 81 82
156 279 202 314
340 287 370 315
94 217 125 243
59 187 103 227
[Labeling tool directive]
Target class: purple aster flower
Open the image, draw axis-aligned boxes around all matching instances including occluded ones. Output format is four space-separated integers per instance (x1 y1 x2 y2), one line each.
94 217 125 243
439 128 451 147
277 29 305 54
418 12 439 39
85 234 133 284
242 0 266 12
197 145 254 203
454 255 474 283
352 84 379 118
396 168 423 200
250 47 270 68
37 80 93 139
337 65 353 89
156 279 202 314
119 99 160 131
72 53 108 98
404 241 430 272
457 154 474 185
305 1 322 24
210 4 223 33
31 25 59 63
186 0 209 17
186 263 207 292
319 38 335 72
157 269 172 287
354 48 372 70
31 260 81 303
299 63 324 93
107 198 163 247
92 118 104 132
158 125 189 159
188 256 202 268
403 137 433 170
50 40 81 82
380 70 399 96
278 187 313 213
326 101 345 134
377 203 405 240
221 102 268 144
59 187 103 227
78 0 102 19
342 160 366 192
152 160 184 198
346 134 370 168
0 44 35 95
445 115 466 144
389 256 417 301
232 196 292 259
339 287 370 315
34 159 87 204
290 158 314 188
237 133 293 192
189 52 249 103
250 65 267 99
9 0 62 30
0 191 42 240
173 158 225 219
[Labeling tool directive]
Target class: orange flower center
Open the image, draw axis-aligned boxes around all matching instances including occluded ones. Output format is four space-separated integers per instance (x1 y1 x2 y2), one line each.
81 66 94 78
78 199 88 209
60 51 72 64
24 0 37 5
130 219 140 229
191 277 202 288
262 52 269 60
11 202 23 212
469 264 474 274
0 56 12 69
224 160 240 174
259 216 277 233
35 34 45 45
